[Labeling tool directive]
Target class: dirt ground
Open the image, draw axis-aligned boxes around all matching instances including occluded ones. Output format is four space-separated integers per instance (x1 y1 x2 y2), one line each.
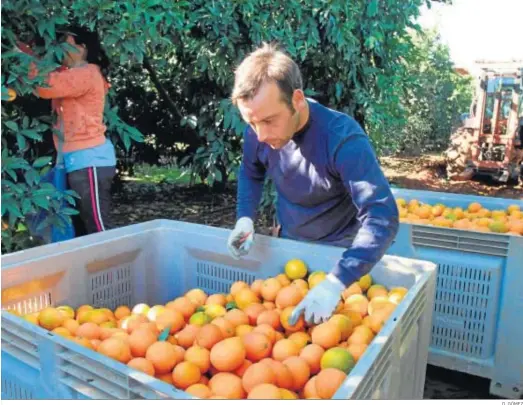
110 154 521 399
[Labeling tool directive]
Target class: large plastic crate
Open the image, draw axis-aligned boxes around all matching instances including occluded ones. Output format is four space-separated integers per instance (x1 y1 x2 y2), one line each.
388 187 523 399
2 220 436 400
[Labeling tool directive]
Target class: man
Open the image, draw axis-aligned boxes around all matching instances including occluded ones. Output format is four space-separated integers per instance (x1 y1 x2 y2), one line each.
227 43 399 325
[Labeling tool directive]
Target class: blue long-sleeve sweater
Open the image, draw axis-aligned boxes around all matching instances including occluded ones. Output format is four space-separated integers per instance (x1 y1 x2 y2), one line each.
237 99 399 286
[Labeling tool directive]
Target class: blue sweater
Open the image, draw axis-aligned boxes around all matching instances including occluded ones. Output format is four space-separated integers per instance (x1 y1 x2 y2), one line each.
237 99 399 286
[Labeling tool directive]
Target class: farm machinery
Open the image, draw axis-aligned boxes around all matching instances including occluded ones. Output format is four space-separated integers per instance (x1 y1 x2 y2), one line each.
445 63 523 183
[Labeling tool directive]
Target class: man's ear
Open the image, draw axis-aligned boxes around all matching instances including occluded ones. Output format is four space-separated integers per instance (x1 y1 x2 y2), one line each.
292 89 306 111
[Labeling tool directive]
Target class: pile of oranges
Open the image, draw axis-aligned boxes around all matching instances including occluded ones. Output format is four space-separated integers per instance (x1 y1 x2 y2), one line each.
8 259 408 399
397 198 523 236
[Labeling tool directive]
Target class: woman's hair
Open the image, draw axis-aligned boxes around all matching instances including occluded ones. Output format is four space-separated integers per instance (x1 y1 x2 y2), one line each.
59 25 110 79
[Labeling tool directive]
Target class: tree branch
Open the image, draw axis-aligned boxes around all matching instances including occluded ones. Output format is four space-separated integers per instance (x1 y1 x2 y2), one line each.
143 55 187 125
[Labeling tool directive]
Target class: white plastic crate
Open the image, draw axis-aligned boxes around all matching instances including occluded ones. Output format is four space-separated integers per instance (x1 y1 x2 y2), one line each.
1 220 436 400
389 187 523 399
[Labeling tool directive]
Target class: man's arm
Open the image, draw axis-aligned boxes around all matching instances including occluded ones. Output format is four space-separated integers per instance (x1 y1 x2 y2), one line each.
329 133 399 286
236 128 266 220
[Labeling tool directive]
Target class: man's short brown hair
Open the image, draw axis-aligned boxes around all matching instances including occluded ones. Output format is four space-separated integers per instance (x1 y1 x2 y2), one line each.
231 43 303 110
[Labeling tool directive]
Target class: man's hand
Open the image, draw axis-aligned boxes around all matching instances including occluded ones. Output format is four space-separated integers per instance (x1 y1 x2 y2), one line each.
288 273 345 325
227 217 255 259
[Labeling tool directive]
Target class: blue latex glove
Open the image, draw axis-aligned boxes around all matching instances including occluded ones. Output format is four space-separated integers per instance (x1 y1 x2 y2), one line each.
288 273 345 325
227 217 255 259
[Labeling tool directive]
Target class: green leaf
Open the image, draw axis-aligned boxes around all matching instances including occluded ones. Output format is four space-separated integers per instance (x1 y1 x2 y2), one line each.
61 207 79 216
214 169 223 182
21 129 42 140
33 195 50 209
33 156 52 168
4 121 19 132
16 134 27 151
21 199 33 215
367 0 378 17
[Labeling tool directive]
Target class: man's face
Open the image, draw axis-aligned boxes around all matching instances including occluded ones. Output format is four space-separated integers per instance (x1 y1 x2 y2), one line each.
237 81 304 149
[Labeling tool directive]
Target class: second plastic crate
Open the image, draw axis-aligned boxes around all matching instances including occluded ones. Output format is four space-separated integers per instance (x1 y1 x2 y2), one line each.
388 187 523 399
2 220 436 400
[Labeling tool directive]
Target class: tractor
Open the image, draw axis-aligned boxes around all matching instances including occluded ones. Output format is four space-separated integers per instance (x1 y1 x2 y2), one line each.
445 64 523 183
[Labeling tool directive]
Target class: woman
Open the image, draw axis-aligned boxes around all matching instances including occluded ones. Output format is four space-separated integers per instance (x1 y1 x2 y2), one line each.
31 26 116 236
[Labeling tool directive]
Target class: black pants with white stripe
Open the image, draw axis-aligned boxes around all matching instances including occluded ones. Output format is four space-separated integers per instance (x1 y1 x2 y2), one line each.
67 166 116 236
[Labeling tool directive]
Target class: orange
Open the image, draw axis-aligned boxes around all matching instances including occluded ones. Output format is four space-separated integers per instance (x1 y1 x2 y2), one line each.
172 345 186 364
468 202 482 213
260 358 294 390
157 372 174 385
211 317 235 338
233 359 252 378
242 362 276 393
52 327 72 338
137 322 160 337
280 306 304 332
97 338 132 363
276 273 292 287
76 322 101 340
280 388 298 399
196 324 224 349
243 332 272 361
256 310 281 330
247 383 281 399
287 331 311 349
348 325 374 345
315 368 346 399
62 318 80 335
299 343 324 375
272 339 300 362
224 309 250 328
252 324 277 344
120 314 148 334
145 341 179 374
114 306 131 320
328 314 353 340
166 297 196 321
282 356 310 391
90 339 102 350
127 357 155 376
183 346 210 373
235 324 254 337
275 285 303 309
175 324 201 348
284 259 308 280
303 376 320 399
291 279 309 296
262 301 276 310
38 307 65 330
128 328 157 358
185 289 208 306
235 288 261 310
367 285 388 300
243 303 266 325
111 331 130 344
172 361 201 390
146 305 165 322
210 337 246 372
347 343 368 361
155 309 185 334
311 322 341 349
209 372 246 399
230 281 250 297
342 283 363 300
206 294 227 307
250 280 264 297
186 383 212 399
344 294 369 317
261 278 283 302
